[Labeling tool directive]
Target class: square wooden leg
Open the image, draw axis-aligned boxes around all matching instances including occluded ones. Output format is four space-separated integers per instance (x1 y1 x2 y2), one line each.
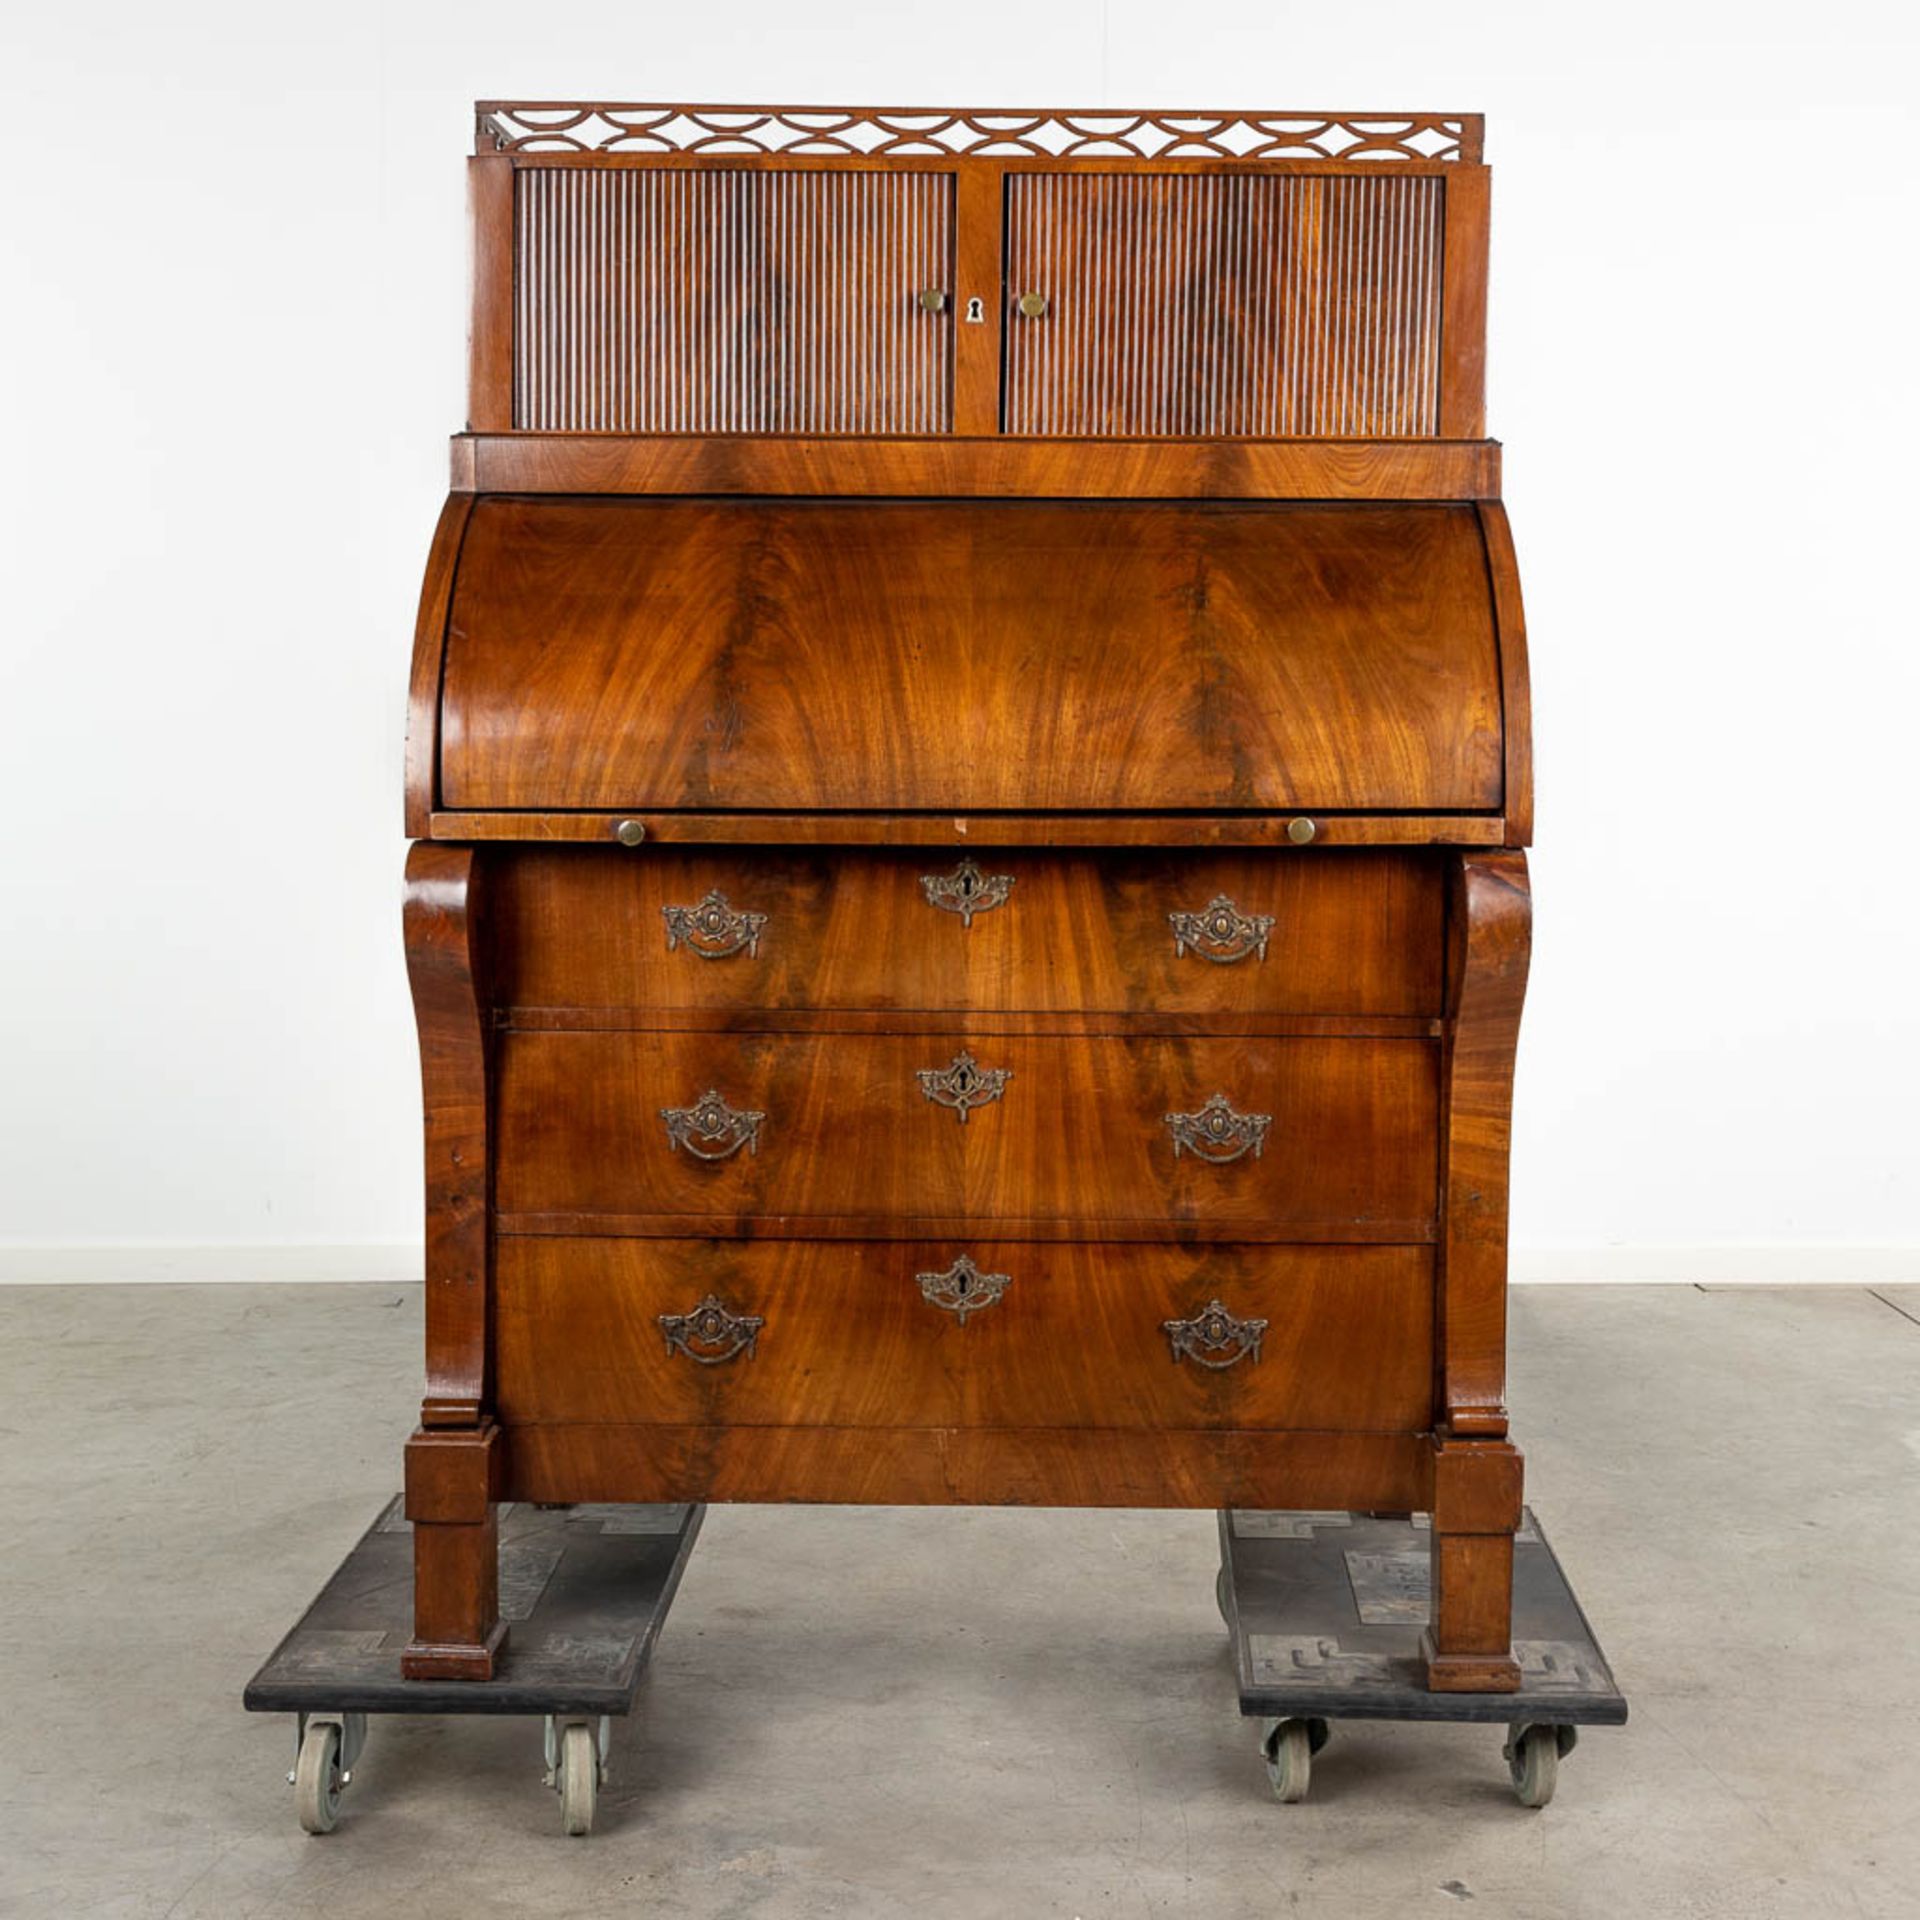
401 1423 507 1681
1422 1436 1523 1693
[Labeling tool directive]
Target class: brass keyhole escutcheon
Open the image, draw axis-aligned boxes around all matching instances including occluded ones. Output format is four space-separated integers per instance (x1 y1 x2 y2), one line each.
918 287 948 314
963 295 986 324
1016 291 1049 319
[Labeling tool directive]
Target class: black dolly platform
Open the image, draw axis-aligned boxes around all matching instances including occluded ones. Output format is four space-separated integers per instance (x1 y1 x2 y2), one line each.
244 1496 703 1834
247 1498 1621 1832
1217 1506 1627 1804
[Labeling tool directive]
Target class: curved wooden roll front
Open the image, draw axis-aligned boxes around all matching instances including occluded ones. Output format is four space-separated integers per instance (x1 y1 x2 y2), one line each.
407 495 1531 843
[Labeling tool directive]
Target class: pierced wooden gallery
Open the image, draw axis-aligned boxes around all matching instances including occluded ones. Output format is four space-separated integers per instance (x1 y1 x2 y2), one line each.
401 102 1539 1702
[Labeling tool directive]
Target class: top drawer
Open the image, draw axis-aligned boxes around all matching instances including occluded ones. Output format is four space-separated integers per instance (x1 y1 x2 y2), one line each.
492 848 1443 1018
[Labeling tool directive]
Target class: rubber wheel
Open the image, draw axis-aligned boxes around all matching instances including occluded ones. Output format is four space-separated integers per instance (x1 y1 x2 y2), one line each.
1507 1723 1559 1808
1264 1718 1313 1803
559 1722 599 1836
295 1722 343 1835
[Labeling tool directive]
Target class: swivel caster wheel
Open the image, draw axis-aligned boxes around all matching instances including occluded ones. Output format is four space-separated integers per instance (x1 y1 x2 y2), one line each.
1215 1564 1234 1629
546 1715 610 1836
291 1712 365 1835
1261 1716 1331 1803
1504 1722 1577 1808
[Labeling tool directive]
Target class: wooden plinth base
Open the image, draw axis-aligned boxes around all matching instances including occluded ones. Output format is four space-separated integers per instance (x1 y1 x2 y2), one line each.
1419 1631 1520 1693
402 1620 508 1682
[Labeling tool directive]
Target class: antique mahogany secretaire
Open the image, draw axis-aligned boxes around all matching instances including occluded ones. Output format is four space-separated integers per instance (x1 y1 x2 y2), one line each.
399 102 1534 1698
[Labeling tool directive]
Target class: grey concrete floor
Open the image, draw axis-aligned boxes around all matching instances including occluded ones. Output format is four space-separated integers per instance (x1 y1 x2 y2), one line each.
1 1283 1916 1920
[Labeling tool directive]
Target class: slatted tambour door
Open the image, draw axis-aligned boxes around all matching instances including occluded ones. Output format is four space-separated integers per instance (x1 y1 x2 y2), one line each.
514 169 954 432
1003 173 1446 437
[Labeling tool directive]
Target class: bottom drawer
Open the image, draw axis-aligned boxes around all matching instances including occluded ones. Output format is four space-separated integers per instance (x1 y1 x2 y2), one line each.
494 1236 1433 1433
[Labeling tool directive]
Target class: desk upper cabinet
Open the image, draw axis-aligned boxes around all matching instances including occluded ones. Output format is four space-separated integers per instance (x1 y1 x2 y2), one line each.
402 102 1531 1700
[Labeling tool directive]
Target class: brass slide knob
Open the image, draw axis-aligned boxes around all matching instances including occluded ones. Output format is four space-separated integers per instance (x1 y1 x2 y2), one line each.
1016 291 1049 318
918 288 948 313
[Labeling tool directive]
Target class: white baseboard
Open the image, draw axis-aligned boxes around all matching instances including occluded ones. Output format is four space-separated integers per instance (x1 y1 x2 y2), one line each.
1512 1244 1917 1285
0 1241 1912 1287
0 1243 423 1285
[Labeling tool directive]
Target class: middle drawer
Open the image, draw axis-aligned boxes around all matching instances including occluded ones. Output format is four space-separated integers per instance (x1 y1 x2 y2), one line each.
495 1029 1439 1238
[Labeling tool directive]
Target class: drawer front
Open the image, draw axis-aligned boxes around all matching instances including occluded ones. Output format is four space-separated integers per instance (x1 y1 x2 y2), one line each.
494 1030 1438 1237
494 1237 1435 1432
492 847 1442 1017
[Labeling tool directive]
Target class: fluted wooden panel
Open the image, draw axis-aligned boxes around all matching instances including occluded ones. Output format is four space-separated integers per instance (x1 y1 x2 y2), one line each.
1004 173 1445 437
515 169 953 432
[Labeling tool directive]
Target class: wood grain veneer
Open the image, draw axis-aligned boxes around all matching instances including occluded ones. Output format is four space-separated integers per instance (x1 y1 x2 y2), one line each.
489 848 1445 1018
453 434 1503 500
501 1423 1433 1512
494 1238 1433 1432
437 498 1505 815
492 1030 1439 1236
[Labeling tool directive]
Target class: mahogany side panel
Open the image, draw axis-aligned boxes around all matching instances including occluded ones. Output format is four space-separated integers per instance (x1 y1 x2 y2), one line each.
403 494 476 838
1438 168 1490 439
456 433 1502 500
403 844 494 1426
1436 850 1531 1435
467 157 515 432
1478 500 1534 846
502 1423 1432 1510
437 499 1507 814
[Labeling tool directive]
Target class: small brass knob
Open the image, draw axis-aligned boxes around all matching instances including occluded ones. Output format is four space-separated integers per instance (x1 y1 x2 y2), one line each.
614 819 648 847
1286 816 1317 845
918 287 948 313
1016 291 1049 319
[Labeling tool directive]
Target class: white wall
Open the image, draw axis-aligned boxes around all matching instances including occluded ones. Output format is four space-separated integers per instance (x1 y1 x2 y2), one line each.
4 0 1917 1281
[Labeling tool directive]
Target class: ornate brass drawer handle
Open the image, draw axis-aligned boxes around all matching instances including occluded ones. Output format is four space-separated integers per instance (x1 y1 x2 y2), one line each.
661 890 768 960
917 1254 1012 1325
1163 1299 1267 1370
1165 1093 1271 1164
658 1294 763 1365
917 1050 1013 1124
921 858 1014 927
1168 894 1274 964
660 1089 765 1160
